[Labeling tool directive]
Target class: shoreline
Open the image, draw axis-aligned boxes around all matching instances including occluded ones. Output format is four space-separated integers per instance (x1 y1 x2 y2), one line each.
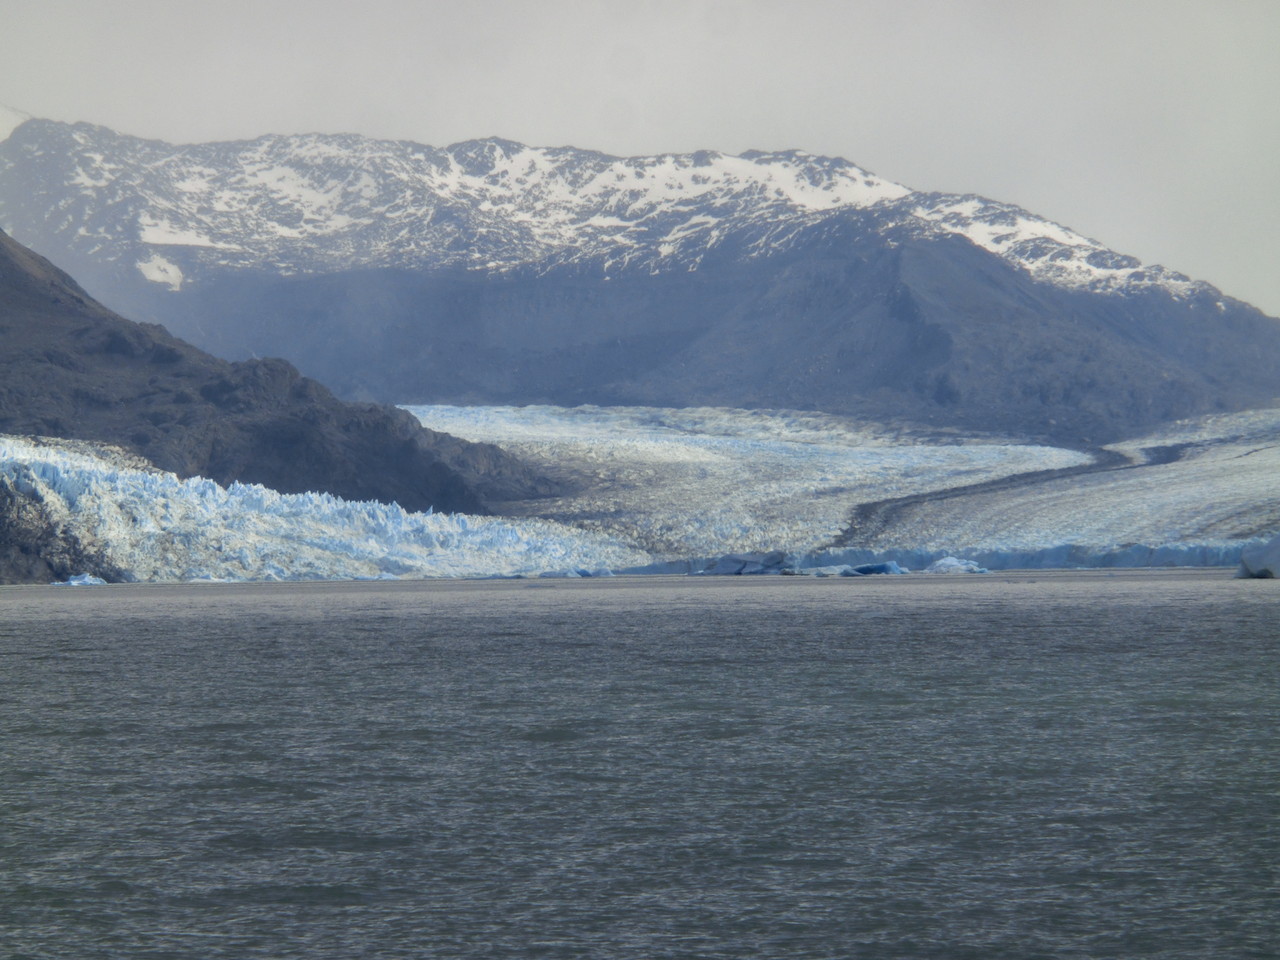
2 564 1252 596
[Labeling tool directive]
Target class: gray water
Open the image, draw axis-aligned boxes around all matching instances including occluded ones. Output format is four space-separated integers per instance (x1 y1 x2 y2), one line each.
2 570 1277 959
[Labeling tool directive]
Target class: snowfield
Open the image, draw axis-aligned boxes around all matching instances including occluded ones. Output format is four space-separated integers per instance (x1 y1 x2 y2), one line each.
3 405 1277 583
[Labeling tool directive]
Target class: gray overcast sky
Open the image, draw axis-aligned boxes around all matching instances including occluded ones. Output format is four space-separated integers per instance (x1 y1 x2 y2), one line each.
2 0 1278 315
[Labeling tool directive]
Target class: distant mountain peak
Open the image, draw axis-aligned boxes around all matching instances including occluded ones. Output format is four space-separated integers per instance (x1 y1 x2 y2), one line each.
0 104 31 142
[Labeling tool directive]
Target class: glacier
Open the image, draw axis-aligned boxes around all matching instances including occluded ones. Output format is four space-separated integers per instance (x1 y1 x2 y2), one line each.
4 403 1276 584
410 404 1279 572
403 404 1093 557
0 435 649 583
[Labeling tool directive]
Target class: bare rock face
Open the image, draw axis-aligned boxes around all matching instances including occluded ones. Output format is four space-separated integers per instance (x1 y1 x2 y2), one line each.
0 228 544 515
0 470 123 584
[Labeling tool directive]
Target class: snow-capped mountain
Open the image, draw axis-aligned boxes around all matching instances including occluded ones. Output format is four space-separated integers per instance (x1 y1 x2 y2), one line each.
0 117 1202 297
2 115 1278 443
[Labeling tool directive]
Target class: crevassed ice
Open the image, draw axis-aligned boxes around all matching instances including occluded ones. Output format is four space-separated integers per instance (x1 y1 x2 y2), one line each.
406 404 1093 556
4 404 1274 583
407 404 1278 565
0 435 649 582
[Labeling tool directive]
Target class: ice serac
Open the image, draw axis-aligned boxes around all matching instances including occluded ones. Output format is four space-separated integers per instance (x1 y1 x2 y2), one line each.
0 435 648 584
1237 535 1280 578
0 227 543 514
3 121 1280 442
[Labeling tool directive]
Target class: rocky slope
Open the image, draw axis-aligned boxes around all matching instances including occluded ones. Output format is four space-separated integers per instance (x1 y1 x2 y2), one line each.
2 118 1279 442
0 228 546 520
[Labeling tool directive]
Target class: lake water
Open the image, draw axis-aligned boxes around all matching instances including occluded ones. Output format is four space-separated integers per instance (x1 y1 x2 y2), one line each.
2 570 1277 959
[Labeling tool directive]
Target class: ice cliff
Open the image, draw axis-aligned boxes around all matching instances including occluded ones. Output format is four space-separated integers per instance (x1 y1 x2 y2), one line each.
0 436 648 583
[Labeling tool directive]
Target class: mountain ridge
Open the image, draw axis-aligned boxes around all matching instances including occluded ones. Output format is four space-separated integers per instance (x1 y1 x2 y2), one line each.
1 117 1277 445
0 118 1215 300
0 227 548 520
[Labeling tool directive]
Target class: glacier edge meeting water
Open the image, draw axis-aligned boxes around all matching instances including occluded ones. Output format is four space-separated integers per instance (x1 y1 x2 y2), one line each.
4 401 1277 584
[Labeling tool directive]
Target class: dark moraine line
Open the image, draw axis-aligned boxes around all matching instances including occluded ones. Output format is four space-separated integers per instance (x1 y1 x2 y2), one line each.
824 442 1198 550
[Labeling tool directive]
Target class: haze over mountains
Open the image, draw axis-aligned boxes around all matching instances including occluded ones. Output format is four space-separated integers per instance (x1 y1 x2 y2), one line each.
0 226 549 522
1 114 1279 444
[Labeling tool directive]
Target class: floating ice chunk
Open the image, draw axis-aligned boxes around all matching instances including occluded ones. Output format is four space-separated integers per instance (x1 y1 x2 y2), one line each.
840 561 907 576
799 565 852 577
1237 535 1280 578
52 573 108 586
924 557 989 574
700 551 797 575
535 567 617 578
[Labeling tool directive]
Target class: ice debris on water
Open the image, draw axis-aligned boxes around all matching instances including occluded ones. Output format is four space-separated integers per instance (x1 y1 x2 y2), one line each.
697 553 909 576
1236 534 1280 579
537 568 615 579
841 561 908 576
51 573 108 586
924 557 989 574
700 551 797 575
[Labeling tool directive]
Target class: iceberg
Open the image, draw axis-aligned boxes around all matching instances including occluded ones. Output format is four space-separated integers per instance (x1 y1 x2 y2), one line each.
695 555 909 576
924 557 989 574
699 551 797 575
1237 535 1280 578
841 561 908 576
51 573 108 586
800 542 1257 573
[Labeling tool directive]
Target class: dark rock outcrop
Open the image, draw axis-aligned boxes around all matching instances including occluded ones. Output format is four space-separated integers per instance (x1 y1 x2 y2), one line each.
0 466 123 584
0 228 543 514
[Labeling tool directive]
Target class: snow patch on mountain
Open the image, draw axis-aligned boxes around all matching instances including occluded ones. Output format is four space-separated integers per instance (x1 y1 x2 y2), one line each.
136 253 183 290
910 195 1203 298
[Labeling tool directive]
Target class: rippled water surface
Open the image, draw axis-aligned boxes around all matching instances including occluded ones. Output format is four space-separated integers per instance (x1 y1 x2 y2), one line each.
2 570 1277 959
